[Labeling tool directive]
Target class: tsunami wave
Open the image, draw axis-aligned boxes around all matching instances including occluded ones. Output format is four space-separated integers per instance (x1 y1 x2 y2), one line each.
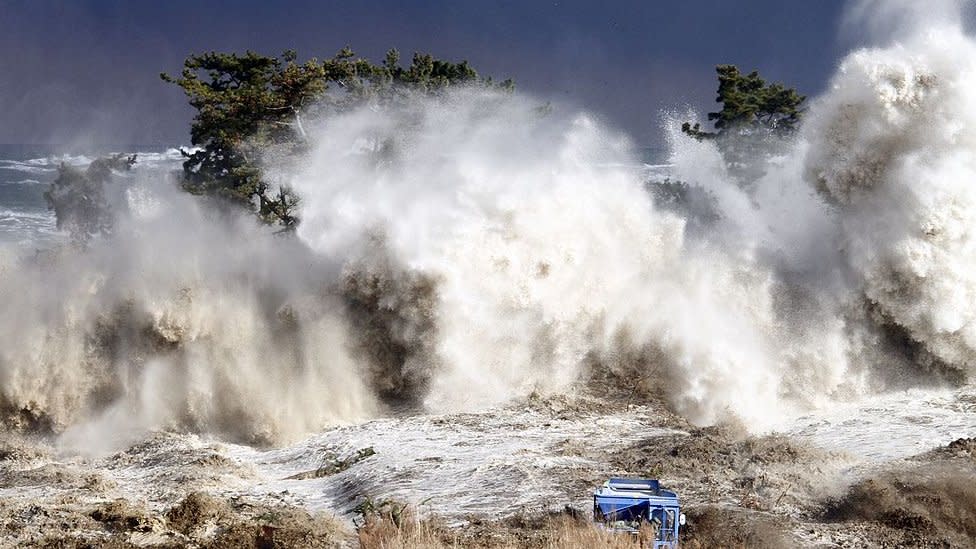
1 0 975 450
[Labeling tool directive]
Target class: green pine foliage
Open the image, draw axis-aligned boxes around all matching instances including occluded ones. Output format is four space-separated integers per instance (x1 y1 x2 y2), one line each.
649 64 805 216
679 65 806 185
682 64 805 139
162 48 511 228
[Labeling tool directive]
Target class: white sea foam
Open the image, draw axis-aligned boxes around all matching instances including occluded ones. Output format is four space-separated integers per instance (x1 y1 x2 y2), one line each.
287 91 835 429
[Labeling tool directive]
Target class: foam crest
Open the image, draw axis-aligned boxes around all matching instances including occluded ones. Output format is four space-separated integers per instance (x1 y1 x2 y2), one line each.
805 23 976 372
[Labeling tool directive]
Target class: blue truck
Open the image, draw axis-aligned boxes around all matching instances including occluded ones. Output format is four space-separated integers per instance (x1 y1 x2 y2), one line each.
593 478 684 548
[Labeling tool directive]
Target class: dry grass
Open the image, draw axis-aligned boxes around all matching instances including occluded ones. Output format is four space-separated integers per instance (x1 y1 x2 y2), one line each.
357 505 654 549
539 516 658 549
357 504 453 549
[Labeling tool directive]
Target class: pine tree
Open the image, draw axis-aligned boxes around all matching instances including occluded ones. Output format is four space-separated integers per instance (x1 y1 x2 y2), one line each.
682 65 805 139
162 48 511 227
681 65 805 184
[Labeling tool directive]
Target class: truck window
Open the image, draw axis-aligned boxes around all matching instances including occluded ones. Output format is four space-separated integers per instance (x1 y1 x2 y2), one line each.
661 509 675 541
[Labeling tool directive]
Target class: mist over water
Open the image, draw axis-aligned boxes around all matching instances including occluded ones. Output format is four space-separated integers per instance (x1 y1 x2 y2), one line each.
0 0 975 452
0 177 377 450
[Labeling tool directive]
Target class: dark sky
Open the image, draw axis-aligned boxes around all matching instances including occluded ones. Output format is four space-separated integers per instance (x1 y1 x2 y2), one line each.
0 0 852 147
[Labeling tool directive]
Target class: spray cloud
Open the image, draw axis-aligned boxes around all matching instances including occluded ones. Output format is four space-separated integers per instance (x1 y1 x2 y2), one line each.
1 0 975 449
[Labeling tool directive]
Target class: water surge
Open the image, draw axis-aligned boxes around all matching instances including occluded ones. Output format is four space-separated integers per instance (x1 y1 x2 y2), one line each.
2 1 976 449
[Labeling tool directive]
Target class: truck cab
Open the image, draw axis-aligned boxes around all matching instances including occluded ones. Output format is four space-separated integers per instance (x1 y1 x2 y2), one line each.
593 478 684 549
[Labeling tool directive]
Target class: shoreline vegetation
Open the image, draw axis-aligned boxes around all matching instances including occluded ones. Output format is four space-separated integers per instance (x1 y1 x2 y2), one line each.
46 47 802 241
159 48 512 229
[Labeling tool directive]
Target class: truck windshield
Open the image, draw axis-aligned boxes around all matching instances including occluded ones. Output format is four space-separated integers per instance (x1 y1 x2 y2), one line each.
650 508 676 541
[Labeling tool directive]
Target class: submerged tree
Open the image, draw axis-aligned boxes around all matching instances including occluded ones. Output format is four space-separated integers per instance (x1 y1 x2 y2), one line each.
682 64 805 140
648 65 805 218
680 65 806 185
44 154 136 243
162 48 511 227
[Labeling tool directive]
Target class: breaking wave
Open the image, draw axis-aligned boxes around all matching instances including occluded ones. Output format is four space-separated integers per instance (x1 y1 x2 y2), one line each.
806 19 976 374
1 1 975 449
288 91 855 429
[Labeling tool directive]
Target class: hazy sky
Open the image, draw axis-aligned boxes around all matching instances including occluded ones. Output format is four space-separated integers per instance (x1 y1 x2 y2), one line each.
0 0 853 147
